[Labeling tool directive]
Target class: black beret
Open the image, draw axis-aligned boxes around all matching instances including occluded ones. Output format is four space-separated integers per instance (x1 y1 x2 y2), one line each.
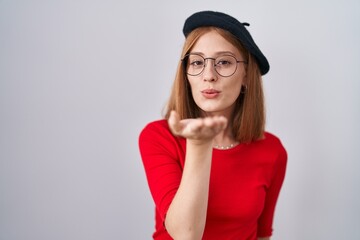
183 11 270 75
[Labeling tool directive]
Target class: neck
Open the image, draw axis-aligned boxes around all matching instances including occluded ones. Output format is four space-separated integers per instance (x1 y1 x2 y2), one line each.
213 125 238 149
200 104 234 120
200 107 238 148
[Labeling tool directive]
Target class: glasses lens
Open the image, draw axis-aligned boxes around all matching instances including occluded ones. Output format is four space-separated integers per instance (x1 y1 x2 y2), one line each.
214 55 237 77
185 54 205 76
183 54 239 77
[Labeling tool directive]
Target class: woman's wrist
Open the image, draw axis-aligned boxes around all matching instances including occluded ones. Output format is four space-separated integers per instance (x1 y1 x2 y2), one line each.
187 138 214 148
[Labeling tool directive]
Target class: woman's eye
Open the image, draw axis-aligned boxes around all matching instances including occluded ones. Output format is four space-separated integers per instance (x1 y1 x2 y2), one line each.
217 60 231 65
191 60 204 66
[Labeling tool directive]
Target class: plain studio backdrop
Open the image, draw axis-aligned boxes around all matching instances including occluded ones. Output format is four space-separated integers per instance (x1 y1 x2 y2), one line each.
1 0 359 239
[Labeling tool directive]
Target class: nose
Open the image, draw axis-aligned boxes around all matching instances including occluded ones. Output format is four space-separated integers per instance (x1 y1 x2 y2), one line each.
203 58 218 82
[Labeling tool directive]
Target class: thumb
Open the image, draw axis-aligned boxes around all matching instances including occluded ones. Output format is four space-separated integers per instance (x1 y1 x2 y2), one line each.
168 111 182 135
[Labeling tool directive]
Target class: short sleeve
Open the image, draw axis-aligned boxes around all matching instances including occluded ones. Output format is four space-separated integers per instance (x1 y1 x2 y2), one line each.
257 140 287 237
138 121 184 222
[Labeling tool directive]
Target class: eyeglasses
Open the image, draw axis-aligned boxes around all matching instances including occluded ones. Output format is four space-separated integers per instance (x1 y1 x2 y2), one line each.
182 53 247 77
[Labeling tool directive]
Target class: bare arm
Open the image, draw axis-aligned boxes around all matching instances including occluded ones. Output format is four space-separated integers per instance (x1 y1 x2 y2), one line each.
164 111 227 240
258 238 270 240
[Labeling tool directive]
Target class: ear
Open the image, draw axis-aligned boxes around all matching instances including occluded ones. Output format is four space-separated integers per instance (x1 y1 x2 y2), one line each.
241 84 248 94
242 73 247 86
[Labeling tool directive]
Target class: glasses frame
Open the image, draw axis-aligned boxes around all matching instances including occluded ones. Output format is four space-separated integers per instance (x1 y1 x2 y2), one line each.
182 53 248 77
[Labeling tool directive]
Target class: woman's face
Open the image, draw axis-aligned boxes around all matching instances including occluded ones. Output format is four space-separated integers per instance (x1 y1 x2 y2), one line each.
186 30 246 117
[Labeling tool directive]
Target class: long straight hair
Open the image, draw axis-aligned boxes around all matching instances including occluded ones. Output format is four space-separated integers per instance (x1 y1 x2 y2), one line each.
164 27 265 143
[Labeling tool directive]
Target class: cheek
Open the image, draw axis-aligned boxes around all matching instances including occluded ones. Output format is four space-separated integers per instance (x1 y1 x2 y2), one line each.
228 86 242 102
187 79 199 95
225 79 242 98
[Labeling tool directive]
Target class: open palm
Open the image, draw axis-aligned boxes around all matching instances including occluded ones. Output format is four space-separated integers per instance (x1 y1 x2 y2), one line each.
168 111 228 141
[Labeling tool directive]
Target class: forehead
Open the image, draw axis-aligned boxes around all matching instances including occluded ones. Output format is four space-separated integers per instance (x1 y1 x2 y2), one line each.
190 30 241 56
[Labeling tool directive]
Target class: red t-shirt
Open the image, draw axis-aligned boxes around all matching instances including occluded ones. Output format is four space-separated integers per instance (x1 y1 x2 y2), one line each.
139 120 287 240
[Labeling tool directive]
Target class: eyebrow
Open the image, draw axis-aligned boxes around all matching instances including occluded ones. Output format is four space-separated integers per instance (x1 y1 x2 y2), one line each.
189 51 237 57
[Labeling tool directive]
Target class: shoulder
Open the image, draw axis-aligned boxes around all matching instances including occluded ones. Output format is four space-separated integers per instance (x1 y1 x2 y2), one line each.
139 119 180 146
139 119 171 138
138 119 185 159
255 131 287 164
263 132 285 147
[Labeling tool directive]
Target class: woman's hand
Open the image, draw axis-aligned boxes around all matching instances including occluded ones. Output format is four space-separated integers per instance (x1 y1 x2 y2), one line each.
165 111 228 239
168 110 227 141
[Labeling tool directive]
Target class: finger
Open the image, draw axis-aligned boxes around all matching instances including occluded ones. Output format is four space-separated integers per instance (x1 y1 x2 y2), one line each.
185 118 204 133
203 116 226 129
203 116 227 135
168 111 182 135
216 116 228 130
203 117 214 127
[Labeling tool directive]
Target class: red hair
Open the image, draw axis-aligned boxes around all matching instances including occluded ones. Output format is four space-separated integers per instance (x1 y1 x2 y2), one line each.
164 27 265 143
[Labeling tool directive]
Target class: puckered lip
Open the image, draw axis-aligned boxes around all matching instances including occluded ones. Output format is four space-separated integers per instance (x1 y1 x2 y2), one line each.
201 89 221 94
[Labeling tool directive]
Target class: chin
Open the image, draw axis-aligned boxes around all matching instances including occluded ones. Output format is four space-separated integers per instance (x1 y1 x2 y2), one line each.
199 106 229 115
197 103 235 116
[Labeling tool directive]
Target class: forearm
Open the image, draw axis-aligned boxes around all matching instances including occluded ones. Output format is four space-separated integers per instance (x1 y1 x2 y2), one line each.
165 140 213 240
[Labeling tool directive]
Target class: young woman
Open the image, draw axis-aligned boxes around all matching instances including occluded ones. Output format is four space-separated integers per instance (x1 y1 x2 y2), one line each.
139 11 287 240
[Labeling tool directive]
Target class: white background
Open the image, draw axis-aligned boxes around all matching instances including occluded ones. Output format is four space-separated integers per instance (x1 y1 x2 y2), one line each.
1 0 359 239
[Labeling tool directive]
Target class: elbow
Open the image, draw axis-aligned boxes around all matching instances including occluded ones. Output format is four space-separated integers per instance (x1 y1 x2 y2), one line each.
167 230 203 240
165 221 204 240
